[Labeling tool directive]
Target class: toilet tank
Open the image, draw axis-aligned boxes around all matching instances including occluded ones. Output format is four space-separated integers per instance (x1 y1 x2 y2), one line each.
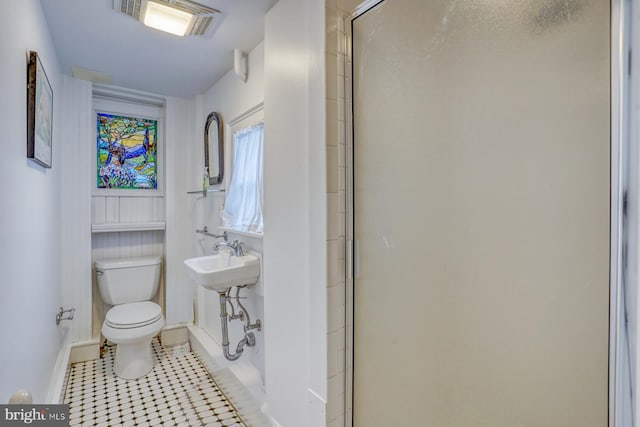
95 256 162 305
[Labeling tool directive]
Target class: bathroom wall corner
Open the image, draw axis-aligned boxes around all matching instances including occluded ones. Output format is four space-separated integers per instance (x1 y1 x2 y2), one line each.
59 75 93 344
164 97 196 325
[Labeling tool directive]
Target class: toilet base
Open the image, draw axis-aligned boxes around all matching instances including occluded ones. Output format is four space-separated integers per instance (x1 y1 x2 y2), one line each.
101 304 164 380
113 340 155 380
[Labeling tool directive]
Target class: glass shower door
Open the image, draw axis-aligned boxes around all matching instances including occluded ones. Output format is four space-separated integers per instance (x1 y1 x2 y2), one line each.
351 1 611 426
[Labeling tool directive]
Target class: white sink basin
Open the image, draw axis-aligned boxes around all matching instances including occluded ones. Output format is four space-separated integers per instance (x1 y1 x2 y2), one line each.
184 253 260 291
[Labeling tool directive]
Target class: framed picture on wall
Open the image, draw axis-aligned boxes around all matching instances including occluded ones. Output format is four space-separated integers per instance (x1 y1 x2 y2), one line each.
27 50 53 168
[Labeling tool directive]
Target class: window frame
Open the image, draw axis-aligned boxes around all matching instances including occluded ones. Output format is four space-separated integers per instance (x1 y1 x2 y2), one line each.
219 103 264 237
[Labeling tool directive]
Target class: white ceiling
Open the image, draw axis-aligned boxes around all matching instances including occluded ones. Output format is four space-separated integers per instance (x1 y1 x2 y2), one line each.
40 0 278 98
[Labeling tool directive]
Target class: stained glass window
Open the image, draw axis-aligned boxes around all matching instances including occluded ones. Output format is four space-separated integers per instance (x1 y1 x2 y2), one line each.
97 113 158 189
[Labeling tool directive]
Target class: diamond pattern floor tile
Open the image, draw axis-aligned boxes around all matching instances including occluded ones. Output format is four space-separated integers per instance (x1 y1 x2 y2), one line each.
64 339 246 427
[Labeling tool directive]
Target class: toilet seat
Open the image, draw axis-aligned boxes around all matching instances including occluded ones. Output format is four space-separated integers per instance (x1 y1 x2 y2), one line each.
105 301 162 329
102 301 165 347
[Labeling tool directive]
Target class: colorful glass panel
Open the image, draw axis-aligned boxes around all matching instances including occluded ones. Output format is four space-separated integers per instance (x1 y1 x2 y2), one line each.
97 113 158 189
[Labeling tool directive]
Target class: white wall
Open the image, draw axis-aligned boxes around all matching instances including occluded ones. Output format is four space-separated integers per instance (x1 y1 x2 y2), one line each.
59 75 93 345
165 96 197 325
264 0 327 425
0 0 64 403
307 0 329 424
190 43 267 383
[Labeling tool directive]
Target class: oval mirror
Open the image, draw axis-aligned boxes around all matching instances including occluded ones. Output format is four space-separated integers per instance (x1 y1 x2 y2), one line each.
204 112 224 185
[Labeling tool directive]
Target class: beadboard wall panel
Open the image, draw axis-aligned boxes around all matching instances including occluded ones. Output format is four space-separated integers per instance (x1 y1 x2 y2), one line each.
91 196 165 224
92 197 106 224
91 192 166 339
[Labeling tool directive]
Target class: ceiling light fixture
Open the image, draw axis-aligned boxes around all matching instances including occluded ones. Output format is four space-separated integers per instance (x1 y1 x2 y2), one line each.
113 0 221 37
143 1 193 36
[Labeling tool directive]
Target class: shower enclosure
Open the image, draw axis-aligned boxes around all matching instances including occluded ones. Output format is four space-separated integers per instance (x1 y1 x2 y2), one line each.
348 0 628 426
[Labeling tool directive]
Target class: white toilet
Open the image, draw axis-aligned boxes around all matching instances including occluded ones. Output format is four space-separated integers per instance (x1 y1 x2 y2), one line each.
95 256 164 380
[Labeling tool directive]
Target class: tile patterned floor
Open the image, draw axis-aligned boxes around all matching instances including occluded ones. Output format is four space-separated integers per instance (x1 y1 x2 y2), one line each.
64 339 247 427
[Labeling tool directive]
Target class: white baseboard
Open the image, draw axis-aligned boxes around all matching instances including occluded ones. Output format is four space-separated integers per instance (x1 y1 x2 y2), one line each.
261 403 284 427
307 388 327 427
45 339 100 404
45 342 71 404
160 323 190 346
70 340 100 363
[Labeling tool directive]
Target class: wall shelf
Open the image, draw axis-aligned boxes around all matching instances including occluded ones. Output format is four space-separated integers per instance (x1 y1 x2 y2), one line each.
187 188 226 196
91 222 166 233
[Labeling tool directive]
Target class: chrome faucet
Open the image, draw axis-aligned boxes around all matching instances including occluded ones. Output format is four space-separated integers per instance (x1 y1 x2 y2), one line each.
214 240 246 256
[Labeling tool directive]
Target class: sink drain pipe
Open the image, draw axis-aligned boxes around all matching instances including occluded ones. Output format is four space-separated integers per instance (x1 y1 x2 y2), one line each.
217 288 257 361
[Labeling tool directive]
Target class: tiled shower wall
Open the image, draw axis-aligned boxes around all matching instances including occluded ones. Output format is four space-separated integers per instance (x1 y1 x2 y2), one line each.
326 1 358 426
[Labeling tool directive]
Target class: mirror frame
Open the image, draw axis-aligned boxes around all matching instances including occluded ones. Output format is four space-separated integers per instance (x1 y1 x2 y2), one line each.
204 111 224 185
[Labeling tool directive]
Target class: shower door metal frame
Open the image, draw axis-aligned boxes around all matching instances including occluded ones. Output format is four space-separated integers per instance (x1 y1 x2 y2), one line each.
343 1 633 426
610 1 634 426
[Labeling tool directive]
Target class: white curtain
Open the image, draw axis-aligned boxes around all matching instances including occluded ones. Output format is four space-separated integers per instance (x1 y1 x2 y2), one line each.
222 123 264 233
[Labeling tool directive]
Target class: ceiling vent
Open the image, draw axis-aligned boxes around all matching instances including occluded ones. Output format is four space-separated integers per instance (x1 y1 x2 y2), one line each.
113 0 221 37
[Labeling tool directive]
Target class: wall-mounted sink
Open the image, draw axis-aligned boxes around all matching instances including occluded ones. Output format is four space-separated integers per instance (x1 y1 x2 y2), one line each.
184 253 260 292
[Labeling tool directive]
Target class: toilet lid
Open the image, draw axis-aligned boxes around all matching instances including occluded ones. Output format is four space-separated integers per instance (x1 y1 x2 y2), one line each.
105 301 163 329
